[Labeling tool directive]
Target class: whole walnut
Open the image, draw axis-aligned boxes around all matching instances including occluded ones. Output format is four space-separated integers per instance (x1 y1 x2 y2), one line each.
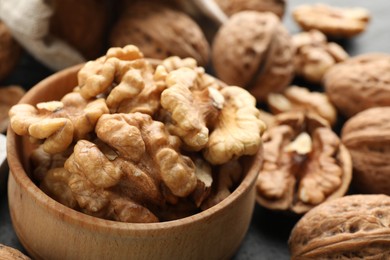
109 1 210 66
50 0 112 60
341 107 390 195
0 20 21 81
256 111 352 214
212 11 294 101
289 194 390 259
324 53 390 117
214 0 286 19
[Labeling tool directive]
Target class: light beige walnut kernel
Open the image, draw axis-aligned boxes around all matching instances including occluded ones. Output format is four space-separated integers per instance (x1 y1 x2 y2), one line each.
256 112 352 214
9 92 108 154
292 30 349 83
293 4 370 38
267 86 337 126
205 86 265 164
289 195 390 259
0 244 31 260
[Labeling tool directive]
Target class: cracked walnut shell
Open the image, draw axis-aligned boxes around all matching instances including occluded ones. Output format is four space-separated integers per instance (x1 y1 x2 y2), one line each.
109 1 210 66
292 4 370 38
324 53 390 118
212 11 294 101
341 107 390 195
289 194 390 259
256 112 352 214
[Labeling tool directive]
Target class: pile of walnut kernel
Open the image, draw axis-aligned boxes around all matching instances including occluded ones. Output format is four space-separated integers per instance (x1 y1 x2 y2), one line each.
9 45 266 223
7 0 390 257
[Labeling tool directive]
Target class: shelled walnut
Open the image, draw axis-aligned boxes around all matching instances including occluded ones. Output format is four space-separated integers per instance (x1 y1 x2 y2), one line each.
292 3 370 38
256 111 352 214
212 11 294 101
289 194 390 259
292 30 349 83
341 107 390 195
10 45 265 223
109 1 210 66
214 0 286 18
0 20 21 81
324 53 390 117
267 86 337 126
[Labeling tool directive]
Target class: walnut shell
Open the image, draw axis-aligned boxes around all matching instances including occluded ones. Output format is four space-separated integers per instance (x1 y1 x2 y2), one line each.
212 11 294 101
324 53 390 117
341 107 390 195
289 194 390 259
0 21 21 81
214 0 286 18
50 0 112 59
0 85 25 133
0 244 30 259
109 2 210 66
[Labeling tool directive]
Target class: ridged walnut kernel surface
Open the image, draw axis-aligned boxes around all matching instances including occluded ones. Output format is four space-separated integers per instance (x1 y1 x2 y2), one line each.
256 112 352 214
341 107 390 195
324 53 390 117
212 11 294 101
0 244 31 260
289 194 390 259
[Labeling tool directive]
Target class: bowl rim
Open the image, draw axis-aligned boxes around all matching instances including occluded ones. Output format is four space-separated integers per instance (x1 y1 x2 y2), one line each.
7 64 262 233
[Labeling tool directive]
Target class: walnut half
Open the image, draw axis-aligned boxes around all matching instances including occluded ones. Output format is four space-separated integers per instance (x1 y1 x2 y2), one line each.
256 112 352 214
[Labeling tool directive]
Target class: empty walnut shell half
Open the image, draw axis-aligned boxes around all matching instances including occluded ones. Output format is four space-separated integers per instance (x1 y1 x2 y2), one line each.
324 53 390 118
292 3 370 38
212 11 294 101
256 111 352 214
0 20 21 81
109 1 210 66
289 194 390 259
341 107 390 195
214 0 286 19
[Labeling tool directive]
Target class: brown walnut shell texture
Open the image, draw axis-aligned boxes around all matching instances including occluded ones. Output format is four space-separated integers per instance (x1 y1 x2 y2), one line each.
324 53 390 118
289 194 390 259
214 0 286 18
0 243 31 260
109 1 210 66
212 11 294 101
0 20 21 81
50 0 112 60
341 107 390 195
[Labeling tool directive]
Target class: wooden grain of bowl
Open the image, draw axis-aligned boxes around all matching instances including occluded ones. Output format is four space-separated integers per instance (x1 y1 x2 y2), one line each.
6 64 263 260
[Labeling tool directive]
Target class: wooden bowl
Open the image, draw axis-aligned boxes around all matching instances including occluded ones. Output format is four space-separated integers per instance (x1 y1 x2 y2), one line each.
7 64 263 260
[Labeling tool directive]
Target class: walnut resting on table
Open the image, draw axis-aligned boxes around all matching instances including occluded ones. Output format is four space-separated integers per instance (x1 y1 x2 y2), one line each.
256 111 352 214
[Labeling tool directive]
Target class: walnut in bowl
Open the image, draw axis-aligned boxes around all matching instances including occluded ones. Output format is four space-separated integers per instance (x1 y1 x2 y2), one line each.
7 45 265 259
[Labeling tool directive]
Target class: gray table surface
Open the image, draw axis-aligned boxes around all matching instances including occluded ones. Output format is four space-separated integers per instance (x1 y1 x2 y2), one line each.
1 0 389 259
